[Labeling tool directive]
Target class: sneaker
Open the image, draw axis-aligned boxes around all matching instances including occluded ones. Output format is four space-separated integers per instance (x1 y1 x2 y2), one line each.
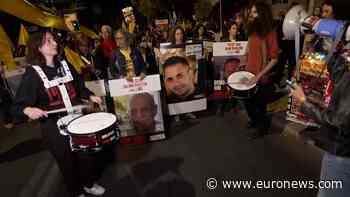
185 113 196 119
174 115 180 122
83 183 105 196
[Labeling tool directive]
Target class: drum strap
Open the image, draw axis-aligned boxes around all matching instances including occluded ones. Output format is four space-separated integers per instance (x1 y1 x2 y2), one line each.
58 83 73 113
32 60 73 88
32 60 74 113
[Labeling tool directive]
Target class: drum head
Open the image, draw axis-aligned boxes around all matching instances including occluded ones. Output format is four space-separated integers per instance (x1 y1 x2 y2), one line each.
57 114 82 136
58 114 82 124
227 71 256 90
67 112 116 134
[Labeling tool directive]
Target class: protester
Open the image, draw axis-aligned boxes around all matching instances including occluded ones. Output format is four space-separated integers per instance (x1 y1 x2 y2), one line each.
11 29 105 197
110 29 146 80
242 1 279 139
321 0 335 19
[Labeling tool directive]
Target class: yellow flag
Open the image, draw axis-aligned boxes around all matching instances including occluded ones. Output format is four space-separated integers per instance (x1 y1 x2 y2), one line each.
18 24 29 46
0 24 16 70
64 47 85 74
0 0 98 39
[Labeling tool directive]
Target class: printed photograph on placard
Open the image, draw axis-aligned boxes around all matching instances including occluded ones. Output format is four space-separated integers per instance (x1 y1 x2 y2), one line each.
155 43 207 114
212 41 247 99
163 54 206 103
113 91 164 137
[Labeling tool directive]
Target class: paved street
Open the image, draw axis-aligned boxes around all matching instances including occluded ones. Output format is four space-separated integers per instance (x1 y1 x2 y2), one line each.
0 107 323 197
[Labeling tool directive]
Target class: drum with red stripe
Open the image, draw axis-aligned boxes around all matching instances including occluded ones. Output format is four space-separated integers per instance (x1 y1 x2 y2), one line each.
227 71 257 99
67 112 119 152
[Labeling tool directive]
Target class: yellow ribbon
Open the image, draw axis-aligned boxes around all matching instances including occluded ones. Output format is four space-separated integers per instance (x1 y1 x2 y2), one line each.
18 24 29 46
0 0 98 39
64 47 85 74
0 24 16 70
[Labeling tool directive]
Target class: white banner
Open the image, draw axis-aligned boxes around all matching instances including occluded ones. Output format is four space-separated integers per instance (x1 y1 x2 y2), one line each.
168 98 207 115
109 74 162 97
213 41 248 56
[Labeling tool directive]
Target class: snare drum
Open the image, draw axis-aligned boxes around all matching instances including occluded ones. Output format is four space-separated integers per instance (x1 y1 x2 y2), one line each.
227 71 257 99
57 113 82 136
66 112 119 152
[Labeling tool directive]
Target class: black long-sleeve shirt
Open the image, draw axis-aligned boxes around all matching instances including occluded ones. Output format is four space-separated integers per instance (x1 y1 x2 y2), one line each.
11 62 92 119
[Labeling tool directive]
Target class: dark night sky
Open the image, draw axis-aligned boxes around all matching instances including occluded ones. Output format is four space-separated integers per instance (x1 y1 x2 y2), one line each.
0 0 247 44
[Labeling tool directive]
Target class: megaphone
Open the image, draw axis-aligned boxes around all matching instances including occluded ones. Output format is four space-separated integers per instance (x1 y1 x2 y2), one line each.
283 5 346 40
282 5 309 40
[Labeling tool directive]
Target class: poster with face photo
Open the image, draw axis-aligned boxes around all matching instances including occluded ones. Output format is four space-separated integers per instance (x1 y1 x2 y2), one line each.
108 74 166 144
155 43 207 115
212 41 248 99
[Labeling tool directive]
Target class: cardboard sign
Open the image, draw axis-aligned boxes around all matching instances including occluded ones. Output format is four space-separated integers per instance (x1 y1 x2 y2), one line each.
113 91 165 137
186 43 203 60
213 41 247 56
109 74 161 97
212 42 248 99
109 74 166 144
168 97 207 115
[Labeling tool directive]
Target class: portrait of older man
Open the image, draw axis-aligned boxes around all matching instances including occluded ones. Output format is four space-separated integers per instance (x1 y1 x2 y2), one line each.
129 93 158 134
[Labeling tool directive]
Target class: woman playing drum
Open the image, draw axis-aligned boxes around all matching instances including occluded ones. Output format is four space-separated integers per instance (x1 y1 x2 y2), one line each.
11 29 105 197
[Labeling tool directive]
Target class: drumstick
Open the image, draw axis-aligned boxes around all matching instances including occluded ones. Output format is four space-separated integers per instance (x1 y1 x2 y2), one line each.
46 105 88 115
226 82 244 85
81 56 91 65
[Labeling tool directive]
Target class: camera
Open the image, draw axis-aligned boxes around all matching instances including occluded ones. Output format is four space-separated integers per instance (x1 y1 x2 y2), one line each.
71 20 80 31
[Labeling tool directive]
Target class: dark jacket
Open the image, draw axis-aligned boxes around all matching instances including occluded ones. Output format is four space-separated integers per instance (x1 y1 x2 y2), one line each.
300 53 350 157
11 62 92 120
109 47 146 79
